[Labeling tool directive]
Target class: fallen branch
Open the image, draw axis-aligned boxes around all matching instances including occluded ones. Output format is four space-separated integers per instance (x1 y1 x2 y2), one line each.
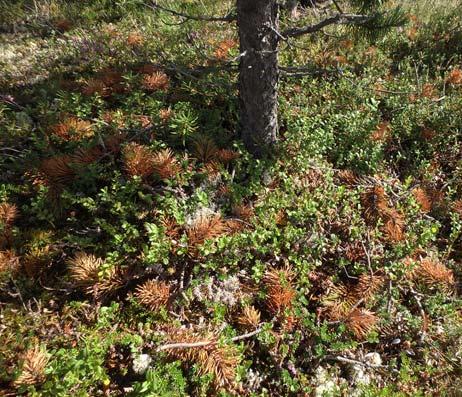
148 1 236 23
282 13 372 38
324 355 387 369
280 65 340 78
148 56 237 80
156 326 263 352
0 95 26 110
231 327 263 342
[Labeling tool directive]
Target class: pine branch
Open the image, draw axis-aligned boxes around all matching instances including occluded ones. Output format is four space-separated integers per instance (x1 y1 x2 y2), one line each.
148 1 236 23
282 13 372 38
283 7 405 40
349 7 407 40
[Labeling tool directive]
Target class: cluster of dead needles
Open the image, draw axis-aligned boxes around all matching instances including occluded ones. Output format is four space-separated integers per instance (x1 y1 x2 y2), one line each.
371 121 391 143
0 202 18 248
237 306 261 330
68 252 125 299
135 279 170 311
446 68 462 85
361 185 405 243
263 266 296 329
187 213 227 249
323 273 384 339
48 117 93 141
412 258 454 293
123 144 180 180
14 346 48 387
163 329 239 390
213 39 237 60
0 249 20 275
142 71 170 92
82 69 125 97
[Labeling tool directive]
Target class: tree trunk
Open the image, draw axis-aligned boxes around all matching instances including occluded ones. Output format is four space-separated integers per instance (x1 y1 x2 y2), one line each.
237 0 279 157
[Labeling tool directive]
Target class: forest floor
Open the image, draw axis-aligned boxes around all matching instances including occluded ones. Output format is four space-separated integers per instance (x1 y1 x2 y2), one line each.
1 0 462 396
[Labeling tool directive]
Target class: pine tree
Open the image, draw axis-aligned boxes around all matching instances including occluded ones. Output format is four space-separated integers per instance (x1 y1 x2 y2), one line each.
149 0 405 156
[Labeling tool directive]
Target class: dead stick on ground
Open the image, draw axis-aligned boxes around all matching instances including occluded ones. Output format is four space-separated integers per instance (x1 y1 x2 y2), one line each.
324 355 395 371
156 326 263 352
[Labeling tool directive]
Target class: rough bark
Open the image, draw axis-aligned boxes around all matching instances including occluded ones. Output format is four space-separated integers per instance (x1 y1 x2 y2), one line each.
237 0 279 156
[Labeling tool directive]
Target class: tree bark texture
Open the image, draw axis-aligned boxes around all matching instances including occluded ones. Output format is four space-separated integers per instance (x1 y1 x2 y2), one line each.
237 0 279 156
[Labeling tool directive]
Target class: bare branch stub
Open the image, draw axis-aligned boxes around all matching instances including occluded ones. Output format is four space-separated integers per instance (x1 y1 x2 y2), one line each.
282 13 371 38
149 1 236 23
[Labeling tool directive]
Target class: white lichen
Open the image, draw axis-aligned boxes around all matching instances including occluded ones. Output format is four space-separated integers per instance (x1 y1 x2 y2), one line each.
132 353 152 375
313 366 340 397
192 272 247 307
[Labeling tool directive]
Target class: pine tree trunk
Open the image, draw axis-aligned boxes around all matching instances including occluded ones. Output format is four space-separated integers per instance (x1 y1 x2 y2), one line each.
237 0 279 157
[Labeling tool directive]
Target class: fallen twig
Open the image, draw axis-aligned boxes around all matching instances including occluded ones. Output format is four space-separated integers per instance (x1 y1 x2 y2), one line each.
156 326 263 352
324 354 387 369
148 2 236 23
231 327 263 342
